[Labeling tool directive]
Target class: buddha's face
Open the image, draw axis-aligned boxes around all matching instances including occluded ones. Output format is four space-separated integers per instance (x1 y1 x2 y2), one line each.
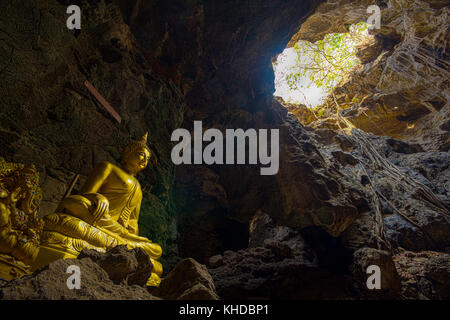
124 147 150 175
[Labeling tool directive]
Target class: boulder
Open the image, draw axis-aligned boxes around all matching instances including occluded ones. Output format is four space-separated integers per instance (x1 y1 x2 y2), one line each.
0 257 158 300
393 250 450 300
78 245 153 286
150 258 219 300
351 247 401 299
209 219 355 299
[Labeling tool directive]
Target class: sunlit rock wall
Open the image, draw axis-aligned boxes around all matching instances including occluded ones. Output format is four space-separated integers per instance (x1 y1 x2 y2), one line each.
289 0 449 151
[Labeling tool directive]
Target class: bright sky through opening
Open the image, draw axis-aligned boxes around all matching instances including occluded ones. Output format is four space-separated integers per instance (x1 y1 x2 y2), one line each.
273 23 372 108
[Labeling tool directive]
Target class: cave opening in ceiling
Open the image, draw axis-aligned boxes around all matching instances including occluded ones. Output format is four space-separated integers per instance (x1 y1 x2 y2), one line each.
273 21 373 108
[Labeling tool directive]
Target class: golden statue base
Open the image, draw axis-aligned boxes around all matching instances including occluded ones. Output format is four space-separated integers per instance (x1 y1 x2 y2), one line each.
31 245 78 271
0 254 31 281
32 228 162 287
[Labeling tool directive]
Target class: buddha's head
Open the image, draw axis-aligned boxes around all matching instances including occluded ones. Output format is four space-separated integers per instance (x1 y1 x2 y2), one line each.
121 133 151 175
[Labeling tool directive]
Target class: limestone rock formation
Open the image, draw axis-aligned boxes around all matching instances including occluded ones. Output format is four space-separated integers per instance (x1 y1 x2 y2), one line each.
0 253 158 300
150 258 219 300
0 0 448 300
209 212 355 299
291 0 449 151
78 246 153 286
351 247 401 298
393 249 450 300
0 247 219 300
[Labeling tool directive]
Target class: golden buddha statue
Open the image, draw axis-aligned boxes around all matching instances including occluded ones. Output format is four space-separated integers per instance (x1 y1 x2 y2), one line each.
32 133 163 286
0 158 43 280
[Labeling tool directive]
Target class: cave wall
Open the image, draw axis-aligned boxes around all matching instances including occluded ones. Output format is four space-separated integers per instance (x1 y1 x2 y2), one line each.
278 0 450 253
0 0 448 299
203 0 449 299
119 0 349 262
2 0 365 266
121 0 385 264
0 0 186 265
290 0 450 151
1 0 332 267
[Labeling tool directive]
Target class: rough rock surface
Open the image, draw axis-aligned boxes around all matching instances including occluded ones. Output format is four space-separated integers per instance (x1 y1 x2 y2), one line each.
351 247 401 299
150 258 219 300
263 0 449 300
393 249 450 299
78 245 153 286
209 212 356 299
357 133 450 252
0 255 158 300
209 241 357 299
292 0 450 151
0 247 218 300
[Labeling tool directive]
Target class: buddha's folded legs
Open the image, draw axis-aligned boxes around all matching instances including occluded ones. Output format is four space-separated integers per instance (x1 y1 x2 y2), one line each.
59 194 152 244
43 213 123 250
34 212 163 286
43 213 162 260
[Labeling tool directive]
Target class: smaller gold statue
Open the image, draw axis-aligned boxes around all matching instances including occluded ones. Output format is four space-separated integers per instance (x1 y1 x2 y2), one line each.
0 158 43 280
33 133 163 286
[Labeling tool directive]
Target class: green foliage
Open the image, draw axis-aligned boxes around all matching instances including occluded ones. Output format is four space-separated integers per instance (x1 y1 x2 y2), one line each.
285 22 370 97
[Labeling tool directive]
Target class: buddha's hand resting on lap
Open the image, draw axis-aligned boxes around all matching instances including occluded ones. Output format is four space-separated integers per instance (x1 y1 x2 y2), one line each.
84 193 109 218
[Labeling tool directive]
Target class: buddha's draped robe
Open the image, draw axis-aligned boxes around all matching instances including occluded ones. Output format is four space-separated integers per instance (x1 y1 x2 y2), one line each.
33 161 162 286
